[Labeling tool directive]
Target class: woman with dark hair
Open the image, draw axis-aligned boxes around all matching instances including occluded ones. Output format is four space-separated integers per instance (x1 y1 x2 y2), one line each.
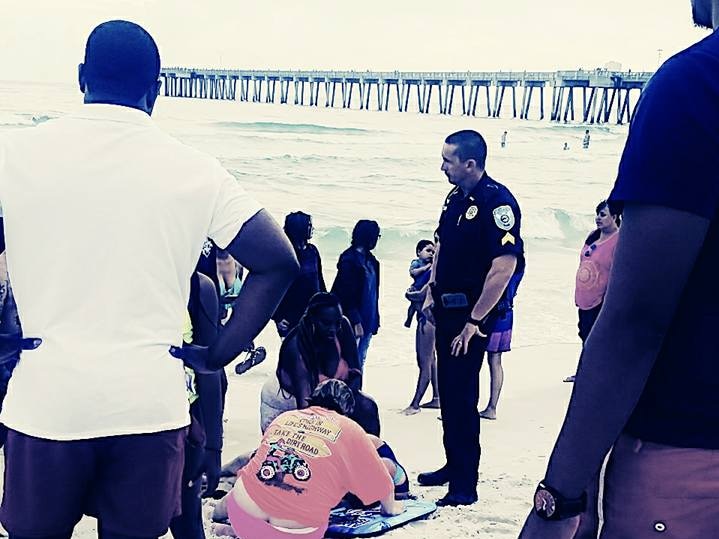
565 199 621 384
331 220 381 370
260 292 381 436
272 212 326 338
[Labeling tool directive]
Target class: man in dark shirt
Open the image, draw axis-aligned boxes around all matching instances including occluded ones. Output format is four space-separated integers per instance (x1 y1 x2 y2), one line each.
419 130 524 506
520 5 719 538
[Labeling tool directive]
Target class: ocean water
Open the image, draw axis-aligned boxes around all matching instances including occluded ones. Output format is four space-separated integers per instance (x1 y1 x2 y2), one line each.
0 80 629 357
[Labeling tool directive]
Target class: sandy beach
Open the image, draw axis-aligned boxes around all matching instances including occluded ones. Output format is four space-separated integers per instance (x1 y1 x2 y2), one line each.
0 82 606 539
6 332 579 539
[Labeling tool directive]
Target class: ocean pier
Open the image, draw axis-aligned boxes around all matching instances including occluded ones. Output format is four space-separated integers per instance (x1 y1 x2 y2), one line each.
160 68 653 125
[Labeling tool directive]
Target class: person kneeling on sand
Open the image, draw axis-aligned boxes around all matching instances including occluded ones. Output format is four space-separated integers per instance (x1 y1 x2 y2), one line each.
260 292 381 436
217 380 404 539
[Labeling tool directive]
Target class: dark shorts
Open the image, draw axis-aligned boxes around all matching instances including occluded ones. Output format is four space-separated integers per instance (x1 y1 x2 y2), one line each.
578 304 602 342
486 329 512 353
0 427 186 537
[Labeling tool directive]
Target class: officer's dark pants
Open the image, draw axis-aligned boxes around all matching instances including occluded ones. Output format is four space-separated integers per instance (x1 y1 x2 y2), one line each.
435 308 488 497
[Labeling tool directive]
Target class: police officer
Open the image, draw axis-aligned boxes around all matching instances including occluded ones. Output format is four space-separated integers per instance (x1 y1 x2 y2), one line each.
419 129 525 506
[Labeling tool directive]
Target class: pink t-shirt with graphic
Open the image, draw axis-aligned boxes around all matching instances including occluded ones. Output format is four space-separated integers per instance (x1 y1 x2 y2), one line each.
239 406 393 528
575 232 619 310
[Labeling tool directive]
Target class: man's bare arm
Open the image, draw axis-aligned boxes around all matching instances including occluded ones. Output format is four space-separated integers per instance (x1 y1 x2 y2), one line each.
209 210 299 367
470 254 517 324
543 203 708 498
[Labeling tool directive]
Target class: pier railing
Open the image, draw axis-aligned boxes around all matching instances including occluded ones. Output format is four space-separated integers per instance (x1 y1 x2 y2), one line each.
160 68 654 125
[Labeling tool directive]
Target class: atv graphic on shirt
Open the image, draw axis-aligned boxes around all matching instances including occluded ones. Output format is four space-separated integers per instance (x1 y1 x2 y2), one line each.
257 441 312 490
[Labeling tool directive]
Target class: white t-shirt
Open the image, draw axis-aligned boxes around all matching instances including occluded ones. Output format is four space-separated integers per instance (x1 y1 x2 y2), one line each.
0 104 262 440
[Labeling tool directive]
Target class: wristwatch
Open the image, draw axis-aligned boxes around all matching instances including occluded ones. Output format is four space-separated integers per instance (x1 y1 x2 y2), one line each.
533 482 587 521
466 316 489 335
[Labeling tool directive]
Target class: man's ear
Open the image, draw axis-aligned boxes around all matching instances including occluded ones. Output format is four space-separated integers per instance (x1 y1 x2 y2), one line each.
78 63 86 93
465 158 477 171
144 80 162 114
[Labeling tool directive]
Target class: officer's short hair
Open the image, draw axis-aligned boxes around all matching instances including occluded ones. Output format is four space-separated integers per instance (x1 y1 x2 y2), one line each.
83 20 161 101
216 249 232 261
445 130 488 169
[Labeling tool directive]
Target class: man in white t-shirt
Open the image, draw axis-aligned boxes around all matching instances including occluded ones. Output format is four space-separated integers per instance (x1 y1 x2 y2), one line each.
0 20 298 539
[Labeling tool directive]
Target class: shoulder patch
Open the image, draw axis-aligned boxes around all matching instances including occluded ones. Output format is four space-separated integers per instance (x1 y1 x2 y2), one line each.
493 205 515 231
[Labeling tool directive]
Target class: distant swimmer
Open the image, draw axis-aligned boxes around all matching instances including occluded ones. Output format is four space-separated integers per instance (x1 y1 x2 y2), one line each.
582 129 591 149
500 131 508 148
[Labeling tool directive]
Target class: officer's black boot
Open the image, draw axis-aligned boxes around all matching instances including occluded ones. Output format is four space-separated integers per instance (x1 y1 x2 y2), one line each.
417 465 449 486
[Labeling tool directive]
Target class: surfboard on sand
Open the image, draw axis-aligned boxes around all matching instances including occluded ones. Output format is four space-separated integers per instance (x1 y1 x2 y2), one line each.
325 499 437 538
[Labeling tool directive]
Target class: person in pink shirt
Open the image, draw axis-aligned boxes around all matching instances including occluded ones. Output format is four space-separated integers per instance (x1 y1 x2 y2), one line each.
227 379 404 539
565 200 621 385
574 200 621 341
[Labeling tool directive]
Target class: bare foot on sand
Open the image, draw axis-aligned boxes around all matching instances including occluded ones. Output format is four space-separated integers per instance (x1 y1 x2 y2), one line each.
401 406 421 416
479 408 497 420
420 398 441 409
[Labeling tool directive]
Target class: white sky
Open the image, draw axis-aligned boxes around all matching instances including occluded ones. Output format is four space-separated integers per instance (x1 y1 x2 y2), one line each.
0 0 710 83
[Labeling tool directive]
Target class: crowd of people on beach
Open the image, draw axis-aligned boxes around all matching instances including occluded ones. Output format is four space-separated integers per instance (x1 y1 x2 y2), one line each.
1 2 719 537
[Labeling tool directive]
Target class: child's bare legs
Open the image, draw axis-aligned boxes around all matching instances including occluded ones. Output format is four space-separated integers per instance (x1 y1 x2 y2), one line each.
404 303 416 328
480 352 504 420
420 356 440 408
402 320 439 414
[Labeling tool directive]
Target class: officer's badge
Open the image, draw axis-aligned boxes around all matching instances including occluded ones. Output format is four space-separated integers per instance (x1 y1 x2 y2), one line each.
493 205 515 231
465 205 479 220
201 239 213 258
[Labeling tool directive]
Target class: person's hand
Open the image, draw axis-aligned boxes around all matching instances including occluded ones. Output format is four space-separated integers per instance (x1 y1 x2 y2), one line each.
277 319 290 333
201 448 222 497
169 343 217 374
450 323 484 356
381 499 405 516
517 510 580 539
354 323 364 338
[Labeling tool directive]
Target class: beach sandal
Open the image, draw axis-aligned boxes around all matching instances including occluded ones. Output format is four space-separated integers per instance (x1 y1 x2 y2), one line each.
234 346 266 375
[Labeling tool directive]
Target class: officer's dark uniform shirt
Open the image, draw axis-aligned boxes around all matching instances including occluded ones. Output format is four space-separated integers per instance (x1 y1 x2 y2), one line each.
609 30 719 450
435 173 525 308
